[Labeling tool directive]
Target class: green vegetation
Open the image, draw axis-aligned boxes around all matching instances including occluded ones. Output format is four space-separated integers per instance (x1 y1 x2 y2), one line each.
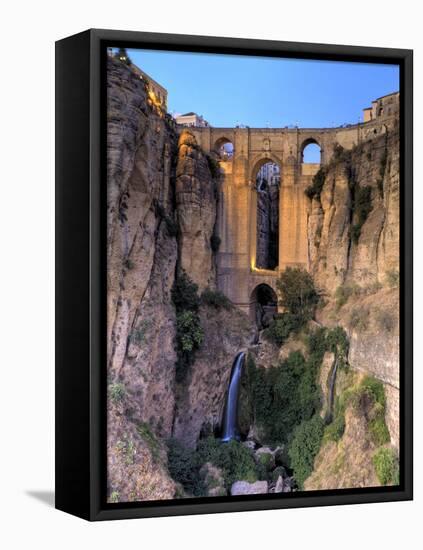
276 267 319 322
385 269 399 288
305 167 326 200
176 311 204 353
167 439 201 495
373 447 399 485
116 435 136 465
109 491 120 503
262 267 319 346
248 325 348 451
108 382 125 403
288 415 325 489
167 437 258 496
201 287 232 310
172 271 203 382
351 185 373 244
175 311 204 382
129 320 150 346
349 307 370 332
137 422 161 462
197 437 258 487
171 271 200 313
357 377 390 446
262 312 302 346
246 349 321 445
324 375 390 453
324 409 346 442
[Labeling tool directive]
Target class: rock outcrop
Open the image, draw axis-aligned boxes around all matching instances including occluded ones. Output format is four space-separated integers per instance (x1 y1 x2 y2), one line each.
231 480 268 496
307 127 400 450
307 127 399 293
176 131 217 290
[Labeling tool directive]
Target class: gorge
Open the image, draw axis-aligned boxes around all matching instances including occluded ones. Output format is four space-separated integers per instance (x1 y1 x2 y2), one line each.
106 54 400 503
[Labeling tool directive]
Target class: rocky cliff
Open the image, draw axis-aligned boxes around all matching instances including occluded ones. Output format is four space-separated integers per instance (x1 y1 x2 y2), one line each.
307 126 400 449
106 58 252 502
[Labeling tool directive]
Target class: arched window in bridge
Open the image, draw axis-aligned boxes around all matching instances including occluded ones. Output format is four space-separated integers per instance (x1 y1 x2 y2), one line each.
255 161 280 270
214 138 234 160
302 140 322 164
250 284 278 328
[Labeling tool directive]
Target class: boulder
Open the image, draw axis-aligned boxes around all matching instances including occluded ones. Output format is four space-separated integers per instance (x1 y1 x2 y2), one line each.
199 462 226 497
231 480 268 496
274 475 284 493
271 465 287 482
242 440 256 451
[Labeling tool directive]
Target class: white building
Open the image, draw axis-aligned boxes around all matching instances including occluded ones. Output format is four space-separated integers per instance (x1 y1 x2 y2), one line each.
256 163 280 190
174 112 210 127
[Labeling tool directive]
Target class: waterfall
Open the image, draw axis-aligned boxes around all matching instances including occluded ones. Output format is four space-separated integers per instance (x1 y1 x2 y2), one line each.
221 352 246 442
326 358 338 423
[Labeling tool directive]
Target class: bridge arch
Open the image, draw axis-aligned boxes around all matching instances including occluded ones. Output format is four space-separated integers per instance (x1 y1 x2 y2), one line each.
300 137 322 164
249 154 282 185
213 136 234 160
249 283 278 328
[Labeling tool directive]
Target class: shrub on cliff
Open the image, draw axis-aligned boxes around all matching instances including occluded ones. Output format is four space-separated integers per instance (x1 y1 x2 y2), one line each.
108 383 125 403
288 415 324 489
201 288 232 310
175 310 204 382
276 267 319 323
167 439 201 495
262 312 302 346
373 447 399 485
172 271 202 382
171 271 200 313
197 437 258 487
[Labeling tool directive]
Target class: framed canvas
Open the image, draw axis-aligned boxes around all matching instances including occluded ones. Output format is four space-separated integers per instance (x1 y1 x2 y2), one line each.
55 29 413 521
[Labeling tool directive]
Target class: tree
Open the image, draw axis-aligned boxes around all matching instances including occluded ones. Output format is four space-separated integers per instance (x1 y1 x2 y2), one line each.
276 267 319 321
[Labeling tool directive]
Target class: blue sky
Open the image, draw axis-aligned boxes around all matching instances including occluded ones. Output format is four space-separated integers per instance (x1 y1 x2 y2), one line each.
125 48 399 131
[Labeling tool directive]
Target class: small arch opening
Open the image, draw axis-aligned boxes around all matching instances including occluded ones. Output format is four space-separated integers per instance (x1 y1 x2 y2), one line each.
250 284 278 328
214 137 234 160
255 161 280 270
302 140 322 164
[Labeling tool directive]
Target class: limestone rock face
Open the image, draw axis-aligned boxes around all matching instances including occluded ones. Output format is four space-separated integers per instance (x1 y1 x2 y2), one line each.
107 57 178 440
176 131 217 290
107 400 176 503
307 127 400 451
308 127 399 293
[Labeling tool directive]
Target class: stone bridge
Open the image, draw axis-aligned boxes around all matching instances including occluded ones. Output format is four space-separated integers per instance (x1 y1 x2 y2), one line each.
187 112 394 319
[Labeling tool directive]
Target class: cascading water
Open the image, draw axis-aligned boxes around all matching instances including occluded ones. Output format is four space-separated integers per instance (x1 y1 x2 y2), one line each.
326 358 338 423
221 351 246 442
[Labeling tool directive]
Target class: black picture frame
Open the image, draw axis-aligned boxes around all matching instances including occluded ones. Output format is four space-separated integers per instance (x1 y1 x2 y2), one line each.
55 28 413 521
